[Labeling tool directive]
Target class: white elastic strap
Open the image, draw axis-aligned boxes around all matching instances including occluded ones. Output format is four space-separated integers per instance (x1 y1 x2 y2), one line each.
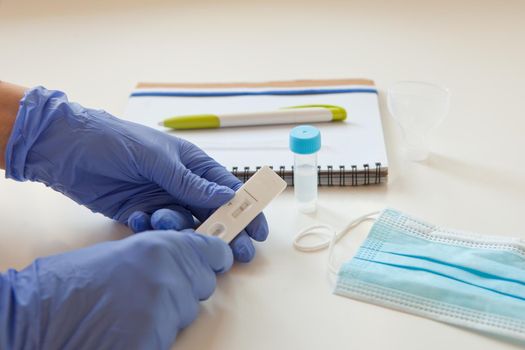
293 211 381 275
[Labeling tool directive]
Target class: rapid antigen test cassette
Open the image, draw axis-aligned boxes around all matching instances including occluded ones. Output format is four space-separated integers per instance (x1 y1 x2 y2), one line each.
197 166 287 243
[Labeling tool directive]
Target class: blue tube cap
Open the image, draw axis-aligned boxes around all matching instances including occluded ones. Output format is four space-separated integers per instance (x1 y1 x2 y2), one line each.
289 125 321 154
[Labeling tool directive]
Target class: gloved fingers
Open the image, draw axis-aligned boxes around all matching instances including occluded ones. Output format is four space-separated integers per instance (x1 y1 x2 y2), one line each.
136 231 222 305
229 232 256 263
150 158 235 208
186 232 234 274
244 213 269 242
151 207 195 231
179 139 242 189
165 232 221 300
179 252 218 301
191 267 217 301
128 211 153 233
178 296 199 329
168 272 200 329
127 206 196 233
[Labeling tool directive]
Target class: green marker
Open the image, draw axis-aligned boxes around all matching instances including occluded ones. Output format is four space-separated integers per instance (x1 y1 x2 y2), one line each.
158 105 346 130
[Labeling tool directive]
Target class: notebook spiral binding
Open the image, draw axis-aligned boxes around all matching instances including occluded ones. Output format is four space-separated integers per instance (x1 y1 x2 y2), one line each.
230 163 385 186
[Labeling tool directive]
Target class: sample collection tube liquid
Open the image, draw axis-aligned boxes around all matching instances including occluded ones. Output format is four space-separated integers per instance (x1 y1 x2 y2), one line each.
289 125 321 213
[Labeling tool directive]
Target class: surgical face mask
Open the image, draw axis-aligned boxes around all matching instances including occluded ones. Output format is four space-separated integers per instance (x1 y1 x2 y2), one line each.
294 208 525 345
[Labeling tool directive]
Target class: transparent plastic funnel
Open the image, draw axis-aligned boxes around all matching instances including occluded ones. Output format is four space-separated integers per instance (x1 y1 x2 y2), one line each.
387 81 450 161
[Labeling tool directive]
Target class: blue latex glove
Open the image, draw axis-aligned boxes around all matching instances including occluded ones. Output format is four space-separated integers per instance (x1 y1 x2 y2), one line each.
5 86 268 262
0 230 233 349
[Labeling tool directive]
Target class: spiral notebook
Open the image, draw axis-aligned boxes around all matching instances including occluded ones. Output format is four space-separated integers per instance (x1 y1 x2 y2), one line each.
125 79 388 186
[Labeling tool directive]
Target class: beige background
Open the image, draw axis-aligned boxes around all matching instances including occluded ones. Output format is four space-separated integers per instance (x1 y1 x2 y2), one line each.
1 0 525 349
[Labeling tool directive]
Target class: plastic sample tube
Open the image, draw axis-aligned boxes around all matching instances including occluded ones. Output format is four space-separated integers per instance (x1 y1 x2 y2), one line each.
289 125 321 213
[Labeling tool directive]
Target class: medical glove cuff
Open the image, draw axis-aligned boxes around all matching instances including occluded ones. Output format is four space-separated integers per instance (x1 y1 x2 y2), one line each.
5 86 65 182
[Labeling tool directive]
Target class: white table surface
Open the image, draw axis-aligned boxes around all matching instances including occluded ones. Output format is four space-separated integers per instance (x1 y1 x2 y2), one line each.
1 0 525 349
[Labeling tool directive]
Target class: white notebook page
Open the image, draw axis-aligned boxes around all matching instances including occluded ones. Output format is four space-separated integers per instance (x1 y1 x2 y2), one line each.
124 87 388 171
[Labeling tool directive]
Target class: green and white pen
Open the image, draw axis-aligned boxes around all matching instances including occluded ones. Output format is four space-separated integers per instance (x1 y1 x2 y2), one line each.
158 104 346 130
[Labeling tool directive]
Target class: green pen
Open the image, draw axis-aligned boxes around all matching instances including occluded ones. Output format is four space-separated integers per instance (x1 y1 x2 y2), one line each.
158 104 346 130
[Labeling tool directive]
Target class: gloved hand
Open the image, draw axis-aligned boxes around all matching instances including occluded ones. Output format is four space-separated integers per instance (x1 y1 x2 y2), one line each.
5 87 268 262
0 230 232 350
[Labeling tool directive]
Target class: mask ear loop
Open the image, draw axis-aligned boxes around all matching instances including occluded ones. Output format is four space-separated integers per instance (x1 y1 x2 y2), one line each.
293 211 381 275
327 211 380 274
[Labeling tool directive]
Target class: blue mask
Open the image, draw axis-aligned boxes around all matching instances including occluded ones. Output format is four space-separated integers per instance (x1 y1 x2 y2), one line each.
334 209 525 345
